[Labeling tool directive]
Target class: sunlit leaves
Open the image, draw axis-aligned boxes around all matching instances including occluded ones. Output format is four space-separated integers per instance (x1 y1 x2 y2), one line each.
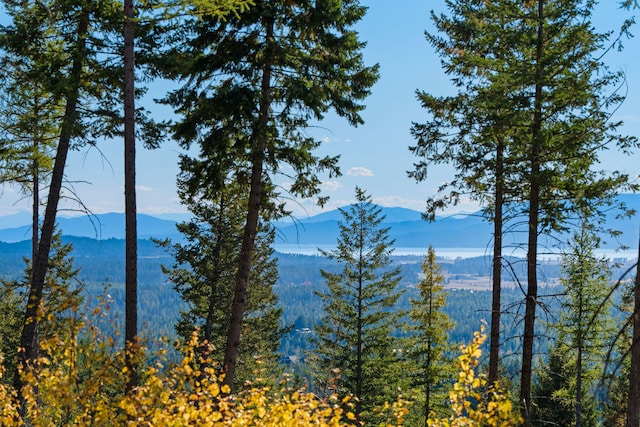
427 327 522 427
5 322 364 426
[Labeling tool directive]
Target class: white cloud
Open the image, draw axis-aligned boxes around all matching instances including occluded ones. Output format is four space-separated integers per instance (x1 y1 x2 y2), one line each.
320 180 343 191
0 183 18 195
373 195 425 211
139 205 190 215
372 195 481 215
136 185 153 192
279 181 293 192
346 167 374 177
318 135 353 144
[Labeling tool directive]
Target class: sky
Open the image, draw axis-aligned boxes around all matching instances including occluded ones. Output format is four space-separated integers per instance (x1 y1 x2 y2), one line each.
1 0 640 221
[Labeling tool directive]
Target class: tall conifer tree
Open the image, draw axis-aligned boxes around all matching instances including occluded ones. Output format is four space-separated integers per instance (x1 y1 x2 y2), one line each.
533 224 614 427
413 2 637 423
156 0 378 389
406 246 455 425
312 187 404 426
162 178 283 387
1 0 122 399
0 0 161 404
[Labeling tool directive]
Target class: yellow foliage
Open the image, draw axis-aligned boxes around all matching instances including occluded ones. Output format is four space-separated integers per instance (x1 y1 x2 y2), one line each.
2 321 366 426
0 364 20 425
427 327 523 427
2 306 516 427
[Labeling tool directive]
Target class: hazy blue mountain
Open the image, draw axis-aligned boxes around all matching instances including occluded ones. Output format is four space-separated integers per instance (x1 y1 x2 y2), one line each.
274 194 640 249
274 210 492 248
0 213 181 242
0 212 34 229
292 206 423 224
2 194 640 248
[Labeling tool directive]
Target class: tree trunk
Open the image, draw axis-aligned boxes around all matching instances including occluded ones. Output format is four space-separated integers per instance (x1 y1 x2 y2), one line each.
626 229 640 427
204 195 225 345
425 278 434 427
356 267 363 426
222 17 274 390
14 9 89 401
123 0 138 392
576 341 583 427
488 138 504 386
521 186 539 425
520 2 544 423
32 137 39 265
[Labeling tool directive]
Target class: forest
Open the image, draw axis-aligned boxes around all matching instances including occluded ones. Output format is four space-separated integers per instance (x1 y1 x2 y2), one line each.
1 0 640 426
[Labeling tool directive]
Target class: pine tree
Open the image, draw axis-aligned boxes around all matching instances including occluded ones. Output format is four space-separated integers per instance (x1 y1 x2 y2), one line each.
154 0 378 389
405 246 455 425
410 0 524 387
1 231 83 384
161 179 283 387
122 0 248 391
0 72 60 261
413 3 638 423
533 224 614 427
312 187 404 426
0 0 162 400
1 0 119 399
533 338 601 427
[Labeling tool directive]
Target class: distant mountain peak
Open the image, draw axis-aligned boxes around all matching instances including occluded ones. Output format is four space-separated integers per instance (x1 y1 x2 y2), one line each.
0 212 181 243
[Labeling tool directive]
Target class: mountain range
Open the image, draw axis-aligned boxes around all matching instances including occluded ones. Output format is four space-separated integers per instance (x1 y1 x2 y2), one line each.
2 193 640 249
0 212 184 243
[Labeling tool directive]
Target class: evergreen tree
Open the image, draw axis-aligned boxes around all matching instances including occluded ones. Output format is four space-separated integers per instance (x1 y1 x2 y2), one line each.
0 70 60 262
162 179 283 387
0 1 130 399
533 338 601 427
0 231 83 384
154 0 379 389
312 187 404 426
413 3 637 423
410 0 524 388
0 0 162 400
122 0 248 391
405 246 455 425
533 224 613 427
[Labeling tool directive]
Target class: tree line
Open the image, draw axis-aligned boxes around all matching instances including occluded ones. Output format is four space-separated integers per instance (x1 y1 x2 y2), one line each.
1 0 640 425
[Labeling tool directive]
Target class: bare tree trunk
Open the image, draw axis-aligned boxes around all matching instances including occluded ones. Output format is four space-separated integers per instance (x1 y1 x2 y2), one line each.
28 100 41 410
520 2 544 424
521 181 539 426
626 230 640 427
424 278 434 427
488 139 504 386
32 138 39 264
356 270 363 426
576 340 583 427
14 9 89 405
123 0 138 392
203 196 225 345
222 17 274 390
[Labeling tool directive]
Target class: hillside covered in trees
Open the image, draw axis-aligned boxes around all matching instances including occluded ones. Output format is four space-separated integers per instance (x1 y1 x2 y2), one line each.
1 0 640 426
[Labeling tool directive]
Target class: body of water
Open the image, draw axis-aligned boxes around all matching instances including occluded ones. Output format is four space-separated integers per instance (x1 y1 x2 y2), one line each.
273 244 639 261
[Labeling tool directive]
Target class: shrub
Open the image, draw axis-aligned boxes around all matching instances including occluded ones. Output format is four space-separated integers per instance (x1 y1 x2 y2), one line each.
427 326 522 427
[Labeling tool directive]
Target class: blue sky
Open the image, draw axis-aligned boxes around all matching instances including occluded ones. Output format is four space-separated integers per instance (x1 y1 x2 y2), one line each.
1 0 639 220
